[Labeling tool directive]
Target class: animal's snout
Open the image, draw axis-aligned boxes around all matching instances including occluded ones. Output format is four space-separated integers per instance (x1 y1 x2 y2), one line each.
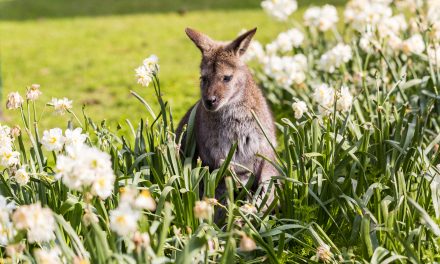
204 96 217 109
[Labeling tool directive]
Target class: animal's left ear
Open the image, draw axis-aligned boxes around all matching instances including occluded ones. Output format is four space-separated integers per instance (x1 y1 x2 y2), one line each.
226 28 257 56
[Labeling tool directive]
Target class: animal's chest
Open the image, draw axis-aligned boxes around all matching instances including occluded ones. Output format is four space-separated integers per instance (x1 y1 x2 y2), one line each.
197 116 262 172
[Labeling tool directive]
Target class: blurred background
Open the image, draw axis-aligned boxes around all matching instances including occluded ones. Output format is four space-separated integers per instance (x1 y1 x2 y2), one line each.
0 0 344 129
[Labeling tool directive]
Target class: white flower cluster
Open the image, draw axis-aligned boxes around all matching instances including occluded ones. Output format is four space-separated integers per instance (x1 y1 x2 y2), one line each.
344 0 393 32
318 43 352 73
56 144 115 199
41 127 87 152
313 84 353 115
303 5 339 32
378 14 407 39
12 202 55 243
263 54 308 88
135 55 159 87
0 124 20 168
261 0 297 21
110 187 156 236
345 0 433 55
40 127 114 199
266 28 304 54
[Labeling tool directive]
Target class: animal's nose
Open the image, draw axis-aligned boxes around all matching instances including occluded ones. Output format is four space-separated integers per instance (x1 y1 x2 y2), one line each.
205 96 217 107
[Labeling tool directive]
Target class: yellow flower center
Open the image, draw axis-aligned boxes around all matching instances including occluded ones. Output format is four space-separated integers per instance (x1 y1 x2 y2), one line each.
140 190 151 198
116 215 126 224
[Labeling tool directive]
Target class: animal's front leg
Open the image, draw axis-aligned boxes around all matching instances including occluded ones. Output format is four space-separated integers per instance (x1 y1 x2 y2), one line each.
255 160 277 211
213 180 228 224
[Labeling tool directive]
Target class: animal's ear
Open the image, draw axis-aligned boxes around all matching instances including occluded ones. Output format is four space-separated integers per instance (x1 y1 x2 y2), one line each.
185 28 214 53
226 28 257 56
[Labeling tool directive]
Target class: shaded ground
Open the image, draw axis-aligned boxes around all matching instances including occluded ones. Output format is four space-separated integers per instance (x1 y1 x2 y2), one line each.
0 0 345 20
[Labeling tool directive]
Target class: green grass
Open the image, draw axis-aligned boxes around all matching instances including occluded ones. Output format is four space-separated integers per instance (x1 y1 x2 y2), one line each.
1 1 440 263
0 0 344 130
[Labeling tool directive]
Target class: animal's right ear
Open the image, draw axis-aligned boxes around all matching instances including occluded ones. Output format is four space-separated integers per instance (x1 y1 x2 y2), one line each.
185 28 213 54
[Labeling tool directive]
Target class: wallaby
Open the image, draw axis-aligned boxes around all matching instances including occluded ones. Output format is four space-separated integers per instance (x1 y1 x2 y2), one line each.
176 27 277 211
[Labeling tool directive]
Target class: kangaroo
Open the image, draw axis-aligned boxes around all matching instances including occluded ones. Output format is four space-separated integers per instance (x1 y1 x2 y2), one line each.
176 27 277 211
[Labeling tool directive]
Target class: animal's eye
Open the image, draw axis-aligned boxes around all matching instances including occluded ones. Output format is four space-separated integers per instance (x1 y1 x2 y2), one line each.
223 75 233 82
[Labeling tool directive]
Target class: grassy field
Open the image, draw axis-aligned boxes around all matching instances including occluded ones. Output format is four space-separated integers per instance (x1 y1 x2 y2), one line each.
2 1 440 263
0 0 343 130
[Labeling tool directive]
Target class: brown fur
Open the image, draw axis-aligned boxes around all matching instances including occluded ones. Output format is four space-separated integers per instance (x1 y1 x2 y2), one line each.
177 28 277 210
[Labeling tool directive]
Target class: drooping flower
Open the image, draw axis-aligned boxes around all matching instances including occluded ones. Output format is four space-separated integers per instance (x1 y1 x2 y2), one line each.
292 100 308 119
110 204 140 237
50 97 73 115
134 190 157 211
193 200 213 220
304 5 339 32
26 84 42 101
12 202 55 243
336 86 353 112
316 243 333 262
239 234 257 252
6 92 24 110
261 0 297 21
13 166 29 186
41 128 65 152
10 125 20 138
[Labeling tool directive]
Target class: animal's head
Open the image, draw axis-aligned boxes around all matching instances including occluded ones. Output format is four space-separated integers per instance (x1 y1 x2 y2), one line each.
185 27 257 112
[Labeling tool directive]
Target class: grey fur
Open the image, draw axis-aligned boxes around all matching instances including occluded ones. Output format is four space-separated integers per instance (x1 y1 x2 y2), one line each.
177 28 277 208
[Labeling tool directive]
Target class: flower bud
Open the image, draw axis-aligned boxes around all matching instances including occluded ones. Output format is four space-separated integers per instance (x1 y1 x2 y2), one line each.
6 92 24 110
